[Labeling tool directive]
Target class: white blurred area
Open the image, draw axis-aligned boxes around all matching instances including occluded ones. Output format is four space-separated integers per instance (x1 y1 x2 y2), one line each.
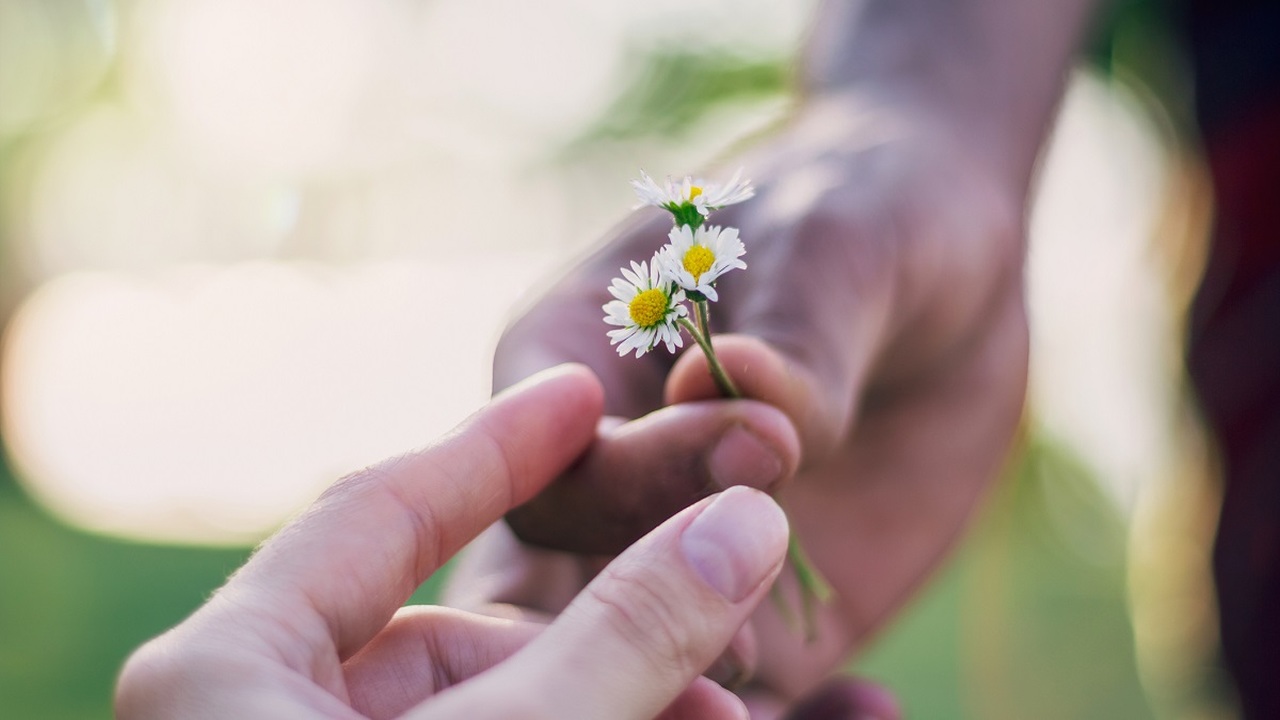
0 0 1189 546
1027 76 1188 516
2 259 554 543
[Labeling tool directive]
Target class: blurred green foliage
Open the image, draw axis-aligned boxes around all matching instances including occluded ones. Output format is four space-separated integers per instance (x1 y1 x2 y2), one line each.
0 463 250 719
566 45 790 149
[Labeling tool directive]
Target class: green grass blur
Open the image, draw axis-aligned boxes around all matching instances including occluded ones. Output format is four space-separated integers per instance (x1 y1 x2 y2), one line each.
0 460 249 719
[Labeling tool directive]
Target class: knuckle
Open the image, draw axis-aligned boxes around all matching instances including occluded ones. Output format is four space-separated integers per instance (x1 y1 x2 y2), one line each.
114 637 198 718
115 644 163 710
584 570 703 679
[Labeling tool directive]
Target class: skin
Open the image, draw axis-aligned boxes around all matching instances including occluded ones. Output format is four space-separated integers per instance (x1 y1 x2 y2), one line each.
115 366 795 720
447 1 1099 716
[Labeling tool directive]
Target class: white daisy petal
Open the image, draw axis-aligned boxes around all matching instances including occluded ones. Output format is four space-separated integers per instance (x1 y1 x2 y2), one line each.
601 258 689 358
631 169 755 223
696 168 754 211
656 223 747 300
630 170 669 208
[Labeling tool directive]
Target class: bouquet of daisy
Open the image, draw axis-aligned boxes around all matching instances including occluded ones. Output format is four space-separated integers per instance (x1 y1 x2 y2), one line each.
604 170 831 639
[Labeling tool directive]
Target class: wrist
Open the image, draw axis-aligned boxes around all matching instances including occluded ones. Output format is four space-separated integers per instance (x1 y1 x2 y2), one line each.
799 0 1098 190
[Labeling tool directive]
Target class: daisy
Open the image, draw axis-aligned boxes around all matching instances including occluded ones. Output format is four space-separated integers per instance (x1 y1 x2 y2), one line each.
689 167 755 213
631 169 754 225
656 224 746 302
603 259 688 358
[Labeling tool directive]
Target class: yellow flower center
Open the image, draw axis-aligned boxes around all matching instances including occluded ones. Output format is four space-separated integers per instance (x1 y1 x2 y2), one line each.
628 288 668 327
682 245 716 282
687 185 703 200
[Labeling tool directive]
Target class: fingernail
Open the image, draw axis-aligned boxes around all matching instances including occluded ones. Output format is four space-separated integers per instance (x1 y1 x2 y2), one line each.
681 486 788 603
709 425 785 491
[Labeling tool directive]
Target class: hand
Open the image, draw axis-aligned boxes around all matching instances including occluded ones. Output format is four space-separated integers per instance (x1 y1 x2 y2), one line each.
115 365 793 720
450 89 1029 716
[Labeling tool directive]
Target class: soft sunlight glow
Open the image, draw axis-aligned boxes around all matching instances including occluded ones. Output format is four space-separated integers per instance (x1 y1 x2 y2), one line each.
135 0 389 177
1027 71 1178 514
1 257 553 544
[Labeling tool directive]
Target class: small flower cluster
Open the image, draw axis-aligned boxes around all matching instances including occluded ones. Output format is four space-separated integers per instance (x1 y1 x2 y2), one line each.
599 169 831 641
603 170 753 359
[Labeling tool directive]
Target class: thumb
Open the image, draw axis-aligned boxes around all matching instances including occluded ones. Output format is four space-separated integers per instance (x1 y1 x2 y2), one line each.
665 334 851 465
414 486 789 720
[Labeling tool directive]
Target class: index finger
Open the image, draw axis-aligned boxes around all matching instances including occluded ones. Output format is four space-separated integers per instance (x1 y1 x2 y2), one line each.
216 364 603 659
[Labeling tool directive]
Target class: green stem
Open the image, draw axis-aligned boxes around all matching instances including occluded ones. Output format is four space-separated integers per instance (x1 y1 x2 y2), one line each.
788 532 834 642
768 581 797 633
694 298 712 340
676 316 739 398
677 307 831 642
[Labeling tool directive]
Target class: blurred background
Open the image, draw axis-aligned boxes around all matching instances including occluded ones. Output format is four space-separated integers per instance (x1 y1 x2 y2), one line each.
0 0 1235 717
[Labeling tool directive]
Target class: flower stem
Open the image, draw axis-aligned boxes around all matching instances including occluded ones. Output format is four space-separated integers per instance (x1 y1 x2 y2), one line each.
693 298 711 339
676 315 739 398
678 306 831 642
788 532 833 641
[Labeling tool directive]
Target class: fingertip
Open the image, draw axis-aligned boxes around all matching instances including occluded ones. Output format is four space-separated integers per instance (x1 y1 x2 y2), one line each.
666 334 840 463
487 362 605 460
680 486 789 603
498 362 605 416
550 362 607 417
709 414 801 496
